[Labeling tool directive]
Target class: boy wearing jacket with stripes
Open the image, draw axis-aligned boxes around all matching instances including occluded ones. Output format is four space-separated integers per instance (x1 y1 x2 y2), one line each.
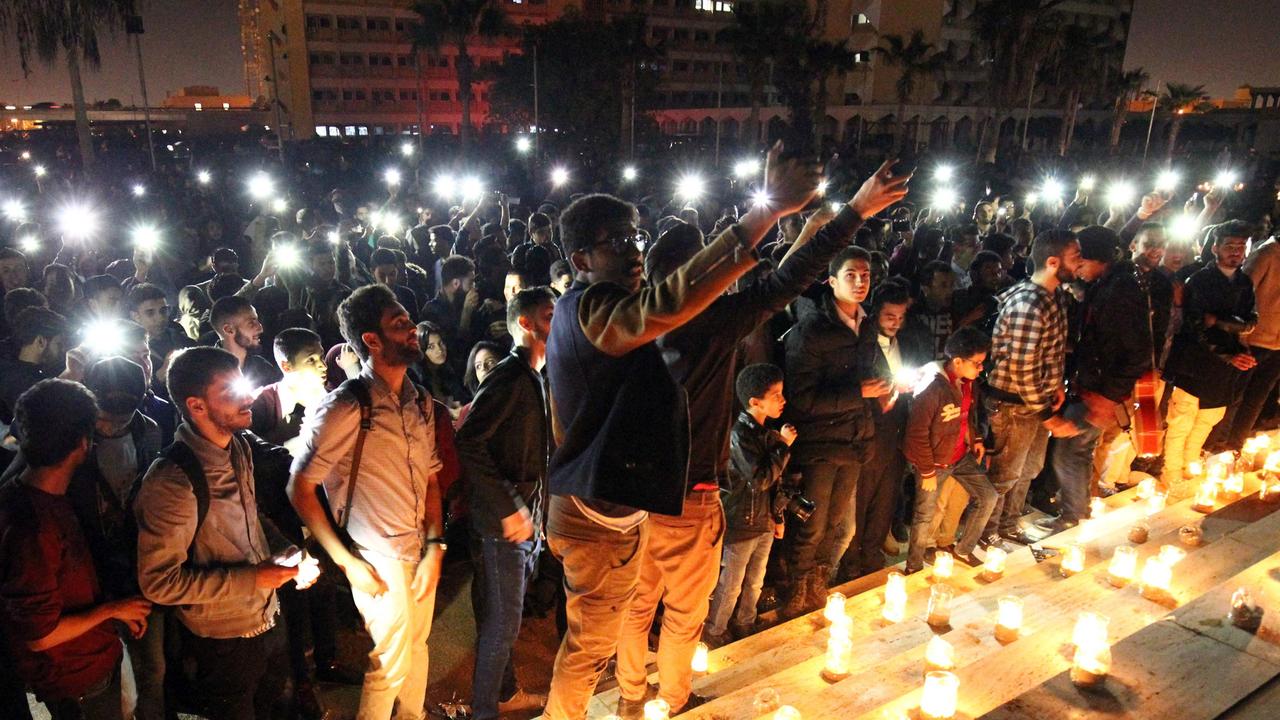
904 327 995 573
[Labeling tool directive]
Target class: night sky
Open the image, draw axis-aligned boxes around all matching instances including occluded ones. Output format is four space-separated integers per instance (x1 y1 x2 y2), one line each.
1 0 1277 107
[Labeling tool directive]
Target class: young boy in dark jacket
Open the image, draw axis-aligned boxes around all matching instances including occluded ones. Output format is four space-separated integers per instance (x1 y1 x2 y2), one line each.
704 364 796 646
904 327 996 573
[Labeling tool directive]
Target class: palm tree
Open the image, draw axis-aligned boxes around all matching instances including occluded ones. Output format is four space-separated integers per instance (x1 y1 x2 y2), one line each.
0 0 136 171
408 0 509 158
875 30 946 151
725 0 808 146
1108 67 1149 152
1047 26 1104 156
1160 82 1206 159
806 39 857 148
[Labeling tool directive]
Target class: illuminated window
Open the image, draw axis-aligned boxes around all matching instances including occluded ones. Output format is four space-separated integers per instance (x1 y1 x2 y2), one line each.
316 126 328 136
694 0 732 11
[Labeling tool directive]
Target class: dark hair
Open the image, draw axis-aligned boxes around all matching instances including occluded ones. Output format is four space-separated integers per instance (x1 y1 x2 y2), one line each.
871 278 913 312
3 287 47 328
1212 220 1253 245
969 250 1003 273
167 347 240 419
559 194 636 253
0 247 27 263
85 356 147 417
981 233 1016 258
338 284 401 361
944 325 991 360
919 260 954 288
528 212 553 231
828 245 872 277
1076 225 1122 263
208 272 247 301
440 255 476 286
210 295 255 332
463 341 505 393
645 222 704 283
83 274 121 301
370 247 398 268
1029 229 1078 272
417 320 444 356
178 285 211 315
14 307 67 348
550 258 573 280
212 247 239 265
15 379 98 468
506 286 555 331
429 224 455 247
125 283 167 315
273 327 323 366
735 363 784 408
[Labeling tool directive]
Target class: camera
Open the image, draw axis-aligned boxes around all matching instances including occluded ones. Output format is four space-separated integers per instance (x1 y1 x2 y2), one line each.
772 484 816 524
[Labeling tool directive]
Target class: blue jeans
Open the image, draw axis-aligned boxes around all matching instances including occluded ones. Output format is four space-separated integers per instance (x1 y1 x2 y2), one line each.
470 534 539 720
907 453 994 566
1051 403 1106 522
982 401 1050 538
705 531 774 636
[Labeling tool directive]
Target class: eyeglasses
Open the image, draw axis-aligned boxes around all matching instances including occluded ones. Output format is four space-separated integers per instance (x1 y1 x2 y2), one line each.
586 233 644 254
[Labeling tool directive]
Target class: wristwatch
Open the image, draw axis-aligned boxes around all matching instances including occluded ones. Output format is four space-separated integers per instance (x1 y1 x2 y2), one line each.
424 537 448 552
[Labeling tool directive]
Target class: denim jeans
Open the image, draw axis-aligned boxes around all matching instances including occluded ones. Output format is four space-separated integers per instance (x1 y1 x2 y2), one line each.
44 666 123 720
1051 402 1107 522
982 401 1050 538
470 534 540 720
907 453 993 567
123 607 166 720
705 531 774 636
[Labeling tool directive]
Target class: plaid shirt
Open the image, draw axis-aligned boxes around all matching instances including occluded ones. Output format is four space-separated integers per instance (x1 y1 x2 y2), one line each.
987 280 1067 412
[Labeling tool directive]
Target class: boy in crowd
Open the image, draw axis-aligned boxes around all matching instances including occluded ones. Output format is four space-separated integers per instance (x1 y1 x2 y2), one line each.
251 327 329 450
903 327 994 572
704 364 795 647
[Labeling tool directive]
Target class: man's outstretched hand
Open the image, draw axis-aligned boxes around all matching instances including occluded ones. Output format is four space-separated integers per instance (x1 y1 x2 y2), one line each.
849 159 913 218
761 141 823 217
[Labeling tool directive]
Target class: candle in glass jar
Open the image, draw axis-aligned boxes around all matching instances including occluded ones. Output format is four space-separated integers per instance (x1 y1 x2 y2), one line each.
883 571 908 623
1147 491 1168 516
772 706 802 720
1192 481 1218 513
1061 544 1086 577
995 596 1023 643
1089 496 1107 518
1139 557 1173 601
643 699 670 720
924 634 955 673
927 584 954 627
1265 450 1280 476
920 671 960 719
1071 613 1111 687
691 641 709 673
1158 544 1187 566
982 547 1007 582
933 551 954 580
1188 460 1205 478
1108 546 1138 587
1221 473 1244 501
1262 480 1280 503
823 592 847 624
821 629 852 681
1136 476 1156 499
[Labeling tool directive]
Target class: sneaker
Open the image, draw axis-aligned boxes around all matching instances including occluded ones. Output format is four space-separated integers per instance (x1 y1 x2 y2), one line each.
498 689 548 713
674 693 712 714
955 551 983 568
617 685 658 720
703 628 733 649
999 530 1037 546
903 564 924 576
978 535 1013 554
1033 517 1078 536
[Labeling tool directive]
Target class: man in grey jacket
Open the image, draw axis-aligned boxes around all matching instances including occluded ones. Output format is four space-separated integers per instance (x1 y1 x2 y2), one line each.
134 347 319 720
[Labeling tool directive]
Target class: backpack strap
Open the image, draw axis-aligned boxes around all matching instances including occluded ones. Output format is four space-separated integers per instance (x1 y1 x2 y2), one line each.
337 377 373 530
159 441 209 555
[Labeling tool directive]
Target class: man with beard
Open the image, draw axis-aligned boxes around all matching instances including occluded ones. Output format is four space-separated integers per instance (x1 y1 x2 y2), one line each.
969 231 1081 557
0 308 67 427
289 284 445 720
134 347 318 719
209 295 281 388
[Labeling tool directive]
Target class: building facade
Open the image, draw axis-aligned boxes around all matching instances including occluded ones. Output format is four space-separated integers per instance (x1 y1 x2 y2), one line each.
242 0 1133 149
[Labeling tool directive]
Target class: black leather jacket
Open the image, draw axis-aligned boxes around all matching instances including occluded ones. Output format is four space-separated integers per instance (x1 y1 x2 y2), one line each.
722 412 791 534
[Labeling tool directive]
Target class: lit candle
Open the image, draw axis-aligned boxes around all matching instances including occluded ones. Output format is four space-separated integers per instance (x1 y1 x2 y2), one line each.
691 641 709 674
824 592 847 624
982 547 1007 582
1229 587 1265 632
773 706 802 720
924 634 955 673
927 584 954 628
643 699 670 720
1107 546 1138 587
1158 545 1187 566
1070 613 1111 688
1262 480 1280 503
1136 476 1156 499
821 628 853 681
883 571 908 623
1147 491 1168 516
1211 451 1236 475
1089 496 1107 519
933 551 954 580
1192 481 1218 513
920 671 960 719
1264 450 1280 476
1077 516 1098 541
995 596 1024 643
1061 544 1086 577
1139 557 1173 602
1188 460 1205 478
1221 473 1244 502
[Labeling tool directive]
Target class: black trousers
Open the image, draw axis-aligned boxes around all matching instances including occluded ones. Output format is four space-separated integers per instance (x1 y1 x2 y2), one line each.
842 407 907 579
179 621 288 720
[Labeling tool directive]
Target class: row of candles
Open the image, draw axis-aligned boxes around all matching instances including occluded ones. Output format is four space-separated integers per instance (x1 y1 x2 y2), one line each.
664 440 1279 720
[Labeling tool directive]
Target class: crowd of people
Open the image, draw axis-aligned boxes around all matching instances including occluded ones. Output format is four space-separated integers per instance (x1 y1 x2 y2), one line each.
0 132 1277 720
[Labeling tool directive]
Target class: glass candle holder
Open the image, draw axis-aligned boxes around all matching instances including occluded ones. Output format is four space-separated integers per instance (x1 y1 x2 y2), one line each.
643 699 670 720
1108 546 1138 587
926 584 953 628
1192 481 1218 513
1139 557 1173 601
1158 545 1187 566
1089 496 1107 518
883 571 907 623
995 596 1023 643
691 641 709 673
1221 473 1244 501
982 547 1007 582
1136 476 1156 499
773 706 802 720
823 592 847 624
924 634 955 673
920 671 960 719
1061 544 1086 577
933 551 954 580
1147 491 1168 516
821 629 852 681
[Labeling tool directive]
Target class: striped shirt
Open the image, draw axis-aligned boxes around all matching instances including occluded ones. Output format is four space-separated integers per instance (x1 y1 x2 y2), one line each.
987 280 1068 413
